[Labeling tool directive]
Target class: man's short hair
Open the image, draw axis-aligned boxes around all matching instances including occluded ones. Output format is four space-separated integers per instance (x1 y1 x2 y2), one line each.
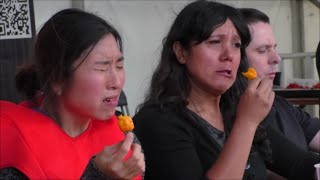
239 8 270 24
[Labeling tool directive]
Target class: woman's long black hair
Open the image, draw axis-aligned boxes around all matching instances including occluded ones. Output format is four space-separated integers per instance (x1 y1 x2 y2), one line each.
137 0 272 163
16 8 122 110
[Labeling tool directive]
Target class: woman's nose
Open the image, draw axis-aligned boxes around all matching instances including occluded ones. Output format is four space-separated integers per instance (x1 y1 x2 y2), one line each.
221 44 234 62
108 68 122 90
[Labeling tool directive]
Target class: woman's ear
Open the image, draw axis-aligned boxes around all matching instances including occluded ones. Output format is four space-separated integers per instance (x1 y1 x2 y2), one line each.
173 41 187 64
52 82 63 96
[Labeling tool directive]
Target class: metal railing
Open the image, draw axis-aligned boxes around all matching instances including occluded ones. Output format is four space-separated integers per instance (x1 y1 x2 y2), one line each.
279 52 316 87
279 52 319 117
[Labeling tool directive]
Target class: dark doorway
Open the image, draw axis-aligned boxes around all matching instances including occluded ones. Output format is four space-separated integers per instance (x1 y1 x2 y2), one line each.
0 0 36 103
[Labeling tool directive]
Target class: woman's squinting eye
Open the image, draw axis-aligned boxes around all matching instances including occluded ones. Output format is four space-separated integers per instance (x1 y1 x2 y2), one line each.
208 39 221 45
94 68 107 72
233 42 241 48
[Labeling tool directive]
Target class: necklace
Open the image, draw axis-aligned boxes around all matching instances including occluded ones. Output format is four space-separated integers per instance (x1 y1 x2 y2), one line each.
190 99 204 120
190 99 225 131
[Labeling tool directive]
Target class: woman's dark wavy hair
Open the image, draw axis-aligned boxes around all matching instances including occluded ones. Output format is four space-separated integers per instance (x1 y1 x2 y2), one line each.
137 0 272 163
15 8 122 108
138 0 250 130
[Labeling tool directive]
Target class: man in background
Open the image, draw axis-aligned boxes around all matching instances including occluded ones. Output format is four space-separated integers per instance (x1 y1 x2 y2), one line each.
240 7 320 179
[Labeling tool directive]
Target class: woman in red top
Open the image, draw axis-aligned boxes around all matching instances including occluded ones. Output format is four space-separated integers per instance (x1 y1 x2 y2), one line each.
0 8 144 179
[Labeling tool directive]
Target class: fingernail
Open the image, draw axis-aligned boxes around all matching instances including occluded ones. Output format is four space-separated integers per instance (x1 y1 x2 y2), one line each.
127 132 133 138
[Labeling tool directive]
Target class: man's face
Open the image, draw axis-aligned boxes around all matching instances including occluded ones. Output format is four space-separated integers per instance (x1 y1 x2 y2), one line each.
245 22 281 79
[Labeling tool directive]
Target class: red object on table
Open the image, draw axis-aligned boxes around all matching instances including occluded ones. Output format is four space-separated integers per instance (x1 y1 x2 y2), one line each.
286 83 303 89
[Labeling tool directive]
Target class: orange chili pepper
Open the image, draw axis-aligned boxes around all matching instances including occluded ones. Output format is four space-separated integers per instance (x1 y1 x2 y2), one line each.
242 67 257 80
117 115 134 132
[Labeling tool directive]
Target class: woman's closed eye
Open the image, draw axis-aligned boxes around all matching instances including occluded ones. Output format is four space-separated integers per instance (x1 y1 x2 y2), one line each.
94 64 123 71
94 64 109 72
94 68 108 72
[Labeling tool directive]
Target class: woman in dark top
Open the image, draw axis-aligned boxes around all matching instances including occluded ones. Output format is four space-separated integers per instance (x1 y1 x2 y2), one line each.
0 8 144 179
133 1 319 179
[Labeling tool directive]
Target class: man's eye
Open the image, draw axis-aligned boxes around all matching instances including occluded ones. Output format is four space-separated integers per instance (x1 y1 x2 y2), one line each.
116 65 124 70
258 49 266 53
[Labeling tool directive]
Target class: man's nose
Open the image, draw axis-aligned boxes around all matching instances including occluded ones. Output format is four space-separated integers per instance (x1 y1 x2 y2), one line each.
270 50 281 64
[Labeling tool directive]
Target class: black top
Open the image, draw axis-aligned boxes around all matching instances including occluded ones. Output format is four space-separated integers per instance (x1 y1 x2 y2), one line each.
134 104 320 180
271 96 320 149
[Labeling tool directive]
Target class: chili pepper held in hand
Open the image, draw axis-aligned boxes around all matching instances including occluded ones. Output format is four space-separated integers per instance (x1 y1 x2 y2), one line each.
242 67 257 80
117 115 134 132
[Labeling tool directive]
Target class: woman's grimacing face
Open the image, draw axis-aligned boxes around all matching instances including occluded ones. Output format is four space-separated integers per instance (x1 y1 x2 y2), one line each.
58 34 125 121
245 22 281 79
182 19 242 95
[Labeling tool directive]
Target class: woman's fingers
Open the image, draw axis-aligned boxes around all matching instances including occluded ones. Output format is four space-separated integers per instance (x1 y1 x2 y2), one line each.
95 132 144 179
124 159 145 180
102 140 123 156
246 76 261 91
248 77 274 104
123 145 145 179
268 91 275 102
257 78 274 95
124 143 142 168
113 132 134 161
237 76 275 125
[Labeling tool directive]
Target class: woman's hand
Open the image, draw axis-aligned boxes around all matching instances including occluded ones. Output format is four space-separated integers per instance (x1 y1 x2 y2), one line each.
236 77 275 128
94 132 145 179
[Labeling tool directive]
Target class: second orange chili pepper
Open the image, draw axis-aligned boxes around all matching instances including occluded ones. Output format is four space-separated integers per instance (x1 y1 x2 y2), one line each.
242 67 257 80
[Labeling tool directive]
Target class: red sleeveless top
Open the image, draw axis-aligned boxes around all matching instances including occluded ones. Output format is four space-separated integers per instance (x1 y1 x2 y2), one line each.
0 101 141 179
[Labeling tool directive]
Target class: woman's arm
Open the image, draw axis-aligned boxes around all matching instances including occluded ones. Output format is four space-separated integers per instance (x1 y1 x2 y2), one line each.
207 78 275 179
205 118 259 179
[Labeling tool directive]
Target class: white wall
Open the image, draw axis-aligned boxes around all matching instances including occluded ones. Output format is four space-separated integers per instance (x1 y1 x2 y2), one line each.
33 0 71 33
303 1 320 117
84 1 191 113
33 0 318 115
303 0 320 80
84 0 294 113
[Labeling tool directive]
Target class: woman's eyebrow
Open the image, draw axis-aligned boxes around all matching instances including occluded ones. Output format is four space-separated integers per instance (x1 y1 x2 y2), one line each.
94 56 124 65
209 33 240 39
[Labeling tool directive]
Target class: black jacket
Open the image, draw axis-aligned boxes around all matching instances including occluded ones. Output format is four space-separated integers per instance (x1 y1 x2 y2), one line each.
134 104 319 180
